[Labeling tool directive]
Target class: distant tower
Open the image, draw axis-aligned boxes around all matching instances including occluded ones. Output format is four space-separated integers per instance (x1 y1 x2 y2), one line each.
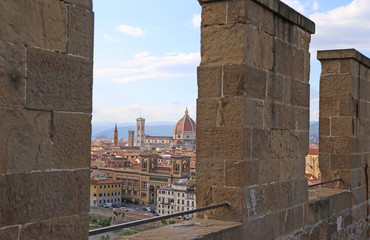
113 123 118 147
135 117 146 147
128 130 135 147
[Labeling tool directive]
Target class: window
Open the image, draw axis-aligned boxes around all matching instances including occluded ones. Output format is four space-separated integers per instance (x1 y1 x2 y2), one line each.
108 185 110 188
100 186 102 189
93 193 96 197
94 186 96 189
99 193 102 197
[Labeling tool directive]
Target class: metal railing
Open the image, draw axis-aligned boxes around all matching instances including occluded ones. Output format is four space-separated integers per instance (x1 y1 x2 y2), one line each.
308 178 342 188
89 202 228 236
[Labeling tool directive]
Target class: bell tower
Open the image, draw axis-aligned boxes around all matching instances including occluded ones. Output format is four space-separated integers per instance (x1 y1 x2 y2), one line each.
135 117 146 147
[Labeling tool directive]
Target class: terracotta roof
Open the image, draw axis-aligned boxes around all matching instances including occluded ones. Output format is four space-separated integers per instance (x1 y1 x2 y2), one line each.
146 135 173 139
308 148 319 155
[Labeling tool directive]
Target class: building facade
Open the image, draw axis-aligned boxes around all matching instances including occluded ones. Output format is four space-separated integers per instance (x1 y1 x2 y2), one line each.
90 179 122 207
99 154 191 206
156 181 196 219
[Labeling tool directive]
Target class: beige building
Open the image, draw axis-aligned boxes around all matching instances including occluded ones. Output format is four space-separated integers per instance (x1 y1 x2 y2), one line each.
305 148 320 181
156 180 196 219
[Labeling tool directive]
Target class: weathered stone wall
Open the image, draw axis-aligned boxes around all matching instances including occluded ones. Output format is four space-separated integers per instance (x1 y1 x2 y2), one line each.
197 0 314 237
0 0 93 239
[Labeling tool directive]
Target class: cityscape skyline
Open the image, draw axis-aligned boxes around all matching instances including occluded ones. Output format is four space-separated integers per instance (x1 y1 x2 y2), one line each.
92 0 370 124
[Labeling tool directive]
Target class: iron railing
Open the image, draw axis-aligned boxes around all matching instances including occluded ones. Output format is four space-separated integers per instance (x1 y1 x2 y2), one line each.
308 178 342 188
89 202 228 236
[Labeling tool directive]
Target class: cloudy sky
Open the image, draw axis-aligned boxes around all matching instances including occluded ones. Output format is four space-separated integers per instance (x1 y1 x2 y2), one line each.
92 0 370 123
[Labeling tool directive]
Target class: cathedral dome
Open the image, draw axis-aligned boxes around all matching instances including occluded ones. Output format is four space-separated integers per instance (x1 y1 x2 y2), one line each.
173 108 196 140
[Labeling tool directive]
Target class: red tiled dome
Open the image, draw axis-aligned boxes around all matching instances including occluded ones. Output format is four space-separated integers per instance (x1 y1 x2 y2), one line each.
173 108 196 137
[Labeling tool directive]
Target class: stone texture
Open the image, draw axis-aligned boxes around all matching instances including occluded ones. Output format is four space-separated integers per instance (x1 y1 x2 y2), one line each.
197 127 244 160
290 80 309 108
320 74 354 98
20 214 89 240
197 66 222 98
68 5 94 58
0 0 66 52
0 170 89 227
26 47 92 112
0 40 25 107
223 64 267 99
0 226 19 240
196 159 224 187
63 0 92 9
0 108 52 174
216 97 244 128
197 98 218 127
53 112 91 169
244 98 264 128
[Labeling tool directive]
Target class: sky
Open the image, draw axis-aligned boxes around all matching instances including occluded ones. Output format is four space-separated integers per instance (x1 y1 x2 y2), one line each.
92 0 370 123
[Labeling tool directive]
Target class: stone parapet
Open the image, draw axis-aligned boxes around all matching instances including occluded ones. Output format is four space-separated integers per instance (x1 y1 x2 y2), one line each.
0 0 93 238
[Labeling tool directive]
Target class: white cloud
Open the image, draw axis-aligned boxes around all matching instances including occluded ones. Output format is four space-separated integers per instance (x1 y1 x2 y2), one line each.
312 1 319 11
116 25 146 37
103 34 117 42
191 14 201 28
93 104 196 123
280 0 306 14
94 51 200 84
310 0 370 56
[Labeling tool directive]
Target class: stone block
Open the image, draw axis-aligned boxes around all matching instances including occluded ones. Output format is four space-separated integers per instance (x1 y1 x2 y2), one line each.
211 187 243 221
284 205 304 234
267 73 284 103
321 60 340 74
319 97 339 118
53 112 91 169
251 128 269 159
274 17 298 46
0 0 66 52
68 5 94 59
216 97 244 128
338 97 356 117
197 98 218 127
63 0 92 9
264 101 294 129
195 185 212 218
318 153 329 172
225 160 242 187
242 160 259 186
319 117 330 136
319 136 352 155
340 59 359 74
290 80 309 108
26 47 92 112
297 28 311 52
197 65 222 98
258 159 280 184
228 0 274 35
201 1 226 27
330 117 354 136
275 39 294 77
293 178 308 205
223 64 267 99
0 40 25 107
0 108 52 174
329 154 351 170
0 226 19 240
320 74 353 98
201 24 247 65
243 210 283 239
293 49 306 82
294 107 309 131
329 191 352 214
196 159 224 187
290 130 309 157
0 170 89 227
245 25 274 70
244 98 264 128
197 127 244 160
20 214 89 240
279 158 295 181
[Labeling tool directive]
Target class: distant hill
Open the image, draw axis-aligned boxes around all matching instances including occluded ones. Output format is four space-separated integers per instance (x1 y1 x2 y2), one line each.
92 123 176 139
309 121 319 142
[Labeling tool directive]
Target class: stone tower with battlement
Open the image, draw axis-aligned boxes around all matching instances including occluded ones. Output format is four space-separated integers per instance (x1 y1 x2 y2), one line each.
113 123 118 147
128 130 135 147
